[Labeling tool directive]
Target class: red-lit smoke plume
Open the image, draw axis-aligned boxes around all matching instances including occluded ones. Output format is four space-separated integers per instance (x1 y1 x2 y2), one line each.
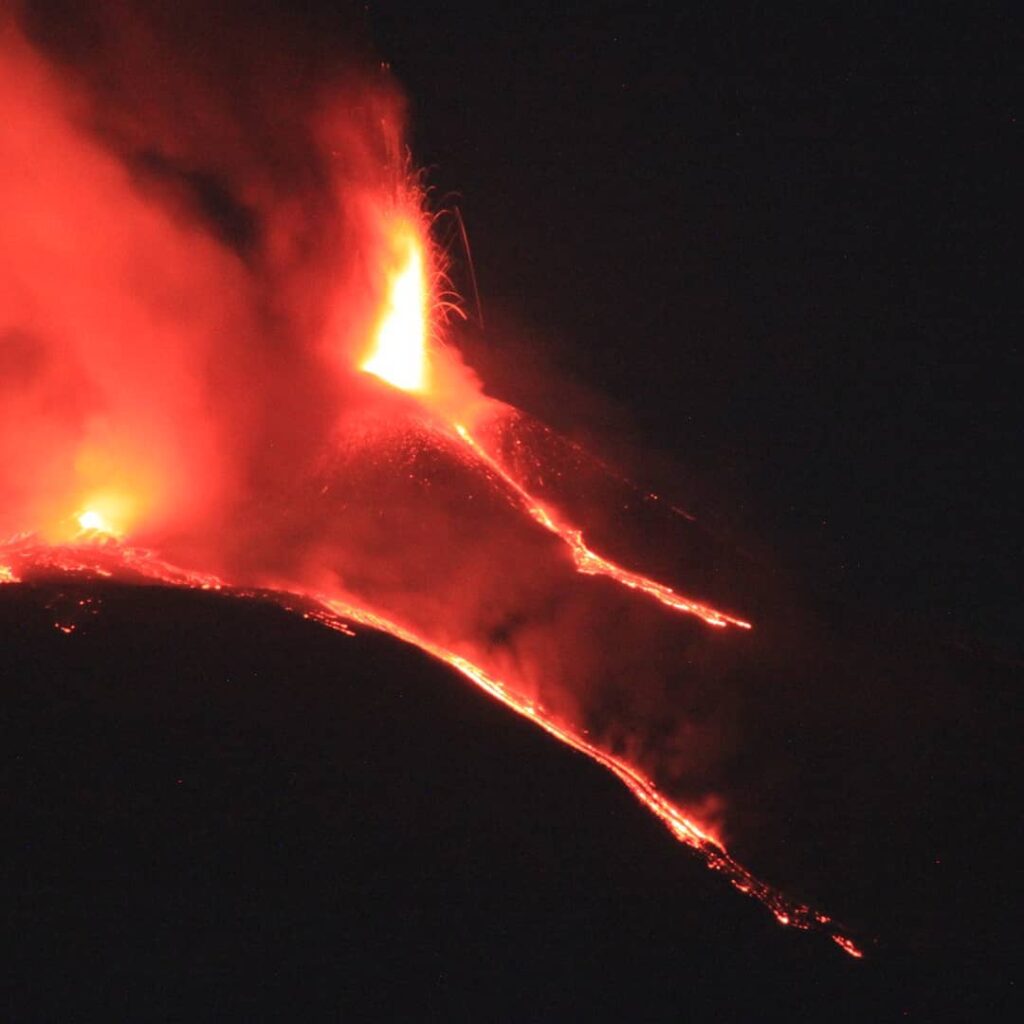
0 2 859 956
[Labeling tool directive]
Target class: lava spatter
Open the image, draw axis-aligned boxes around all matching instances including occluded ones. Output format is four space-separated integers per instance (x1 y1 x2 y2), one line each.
1 6 862 962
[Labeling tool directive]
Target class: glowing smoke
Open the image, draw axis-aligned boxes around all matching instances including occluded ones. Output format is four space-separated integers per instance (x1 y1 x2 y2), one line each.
0 2 860 953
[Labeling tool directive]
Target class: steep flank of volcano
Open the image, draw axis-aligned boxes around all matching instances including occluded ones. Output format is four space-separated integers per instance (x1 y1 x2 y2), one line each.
3 582 1015 1021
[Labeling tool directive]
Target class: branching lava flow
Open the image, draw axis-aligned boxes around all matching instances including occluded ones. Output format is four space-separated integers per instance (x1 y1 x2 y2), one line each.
1 6 863 964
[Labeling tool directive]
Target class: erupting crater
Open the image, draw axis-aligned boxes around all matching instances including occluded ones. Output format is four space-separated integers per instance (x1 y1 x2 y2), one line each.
0 6 862 962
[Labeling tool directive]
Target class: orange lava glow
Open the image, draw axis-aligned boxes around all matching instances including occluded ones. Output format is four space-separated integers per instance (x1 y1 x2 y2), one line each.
0 534 862 960
360 224 430 393
355 229 751 631
832 934 866 959
451 422 752 630
76 507 123 538
0 9 864 962
77 510 106 532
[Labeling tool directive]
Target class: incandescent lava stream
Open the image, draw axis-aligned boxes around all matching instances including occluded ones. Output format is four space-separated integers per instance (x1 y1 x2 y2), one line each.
0 3 862 962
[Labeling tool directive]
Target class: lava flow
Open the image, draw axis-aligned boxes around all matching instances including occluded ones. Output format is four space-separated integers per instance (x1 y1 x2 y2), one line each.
358 220 750 631
1 2 861 961
1 526 860 960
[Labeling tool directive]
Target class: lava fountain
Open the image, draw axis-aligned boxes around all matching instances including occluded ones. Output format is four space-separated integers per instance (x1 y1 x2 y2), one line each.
361 223 430 394
0 2 860 958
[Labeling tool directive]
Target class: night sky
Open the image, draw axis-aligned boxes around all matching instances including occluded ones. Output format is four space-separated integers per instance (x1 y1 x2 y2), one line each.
3 2 1019 1020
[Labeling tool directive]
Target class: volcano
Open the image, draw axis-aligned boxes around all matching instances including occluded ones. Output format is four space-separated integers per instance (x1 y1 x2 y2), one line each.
2 1 1018 1018
3 579 1015 1021
0 0 859 953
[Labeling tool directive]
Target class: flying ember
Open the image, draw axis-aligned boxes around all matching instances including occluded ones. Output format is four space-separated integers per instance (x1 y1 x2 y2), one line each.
0 3 862 962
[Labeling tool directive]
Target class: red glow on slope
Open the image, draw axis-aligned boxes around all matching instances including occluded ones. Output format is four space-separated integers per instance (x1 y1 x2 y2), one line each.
450 421 752 630
0 534 862 959
352 223 751 631
0 7 864 962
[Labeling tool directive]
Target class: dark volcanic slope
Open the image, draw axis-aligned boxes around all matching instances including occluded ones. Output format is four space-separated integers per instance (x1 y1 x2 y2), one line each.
0 582 1011 1021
